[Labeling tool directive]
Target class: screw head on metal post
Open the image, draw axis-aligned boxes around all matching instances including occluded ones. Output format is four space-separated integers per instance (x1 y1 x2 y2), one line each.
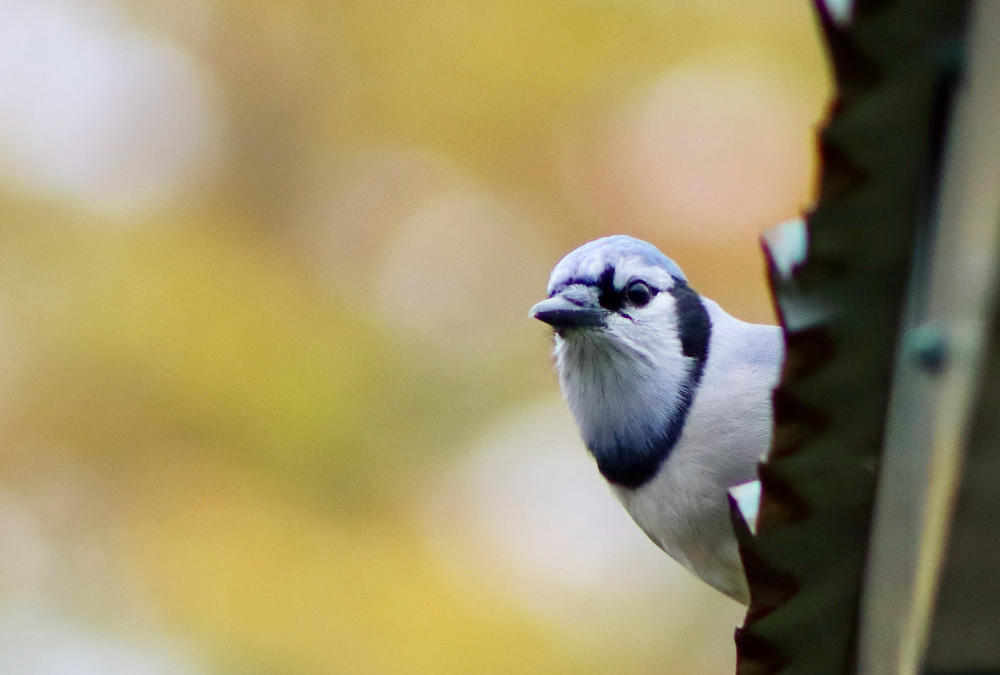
906 324 949 375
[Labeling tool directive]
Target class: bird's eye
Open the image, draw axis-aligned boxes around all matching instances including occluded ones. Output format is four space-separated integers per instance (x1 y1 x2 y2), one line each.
625 281 653 307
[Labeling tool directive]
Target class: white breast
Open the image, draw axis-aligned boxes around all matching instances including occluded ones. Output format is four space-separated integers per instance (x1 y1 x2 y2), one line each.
612 301 782 603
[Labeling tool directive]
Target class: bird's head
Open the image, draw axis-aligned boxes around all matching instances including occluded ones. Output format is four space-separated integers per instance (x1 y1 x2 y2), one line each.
530 236 712 487
530 235 708 365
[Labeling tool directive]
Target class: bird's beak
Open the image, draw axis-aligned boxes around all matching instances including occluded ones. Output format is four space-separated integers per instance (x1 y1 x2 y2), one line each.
529 294 608 329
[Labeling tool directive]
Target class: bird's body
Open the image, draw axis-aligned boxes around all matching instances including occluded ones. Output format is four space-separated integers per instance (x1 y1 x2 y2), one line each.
531 236 782 603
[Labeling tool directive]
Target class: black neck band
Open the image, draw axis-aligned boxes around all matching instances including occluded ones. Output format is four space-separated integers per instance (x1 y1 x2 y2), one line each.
593 282 712 489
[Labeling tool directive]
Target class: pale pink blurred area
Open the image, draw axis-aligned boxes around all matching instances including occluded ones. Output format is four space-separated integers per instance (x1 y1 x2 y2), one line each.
609 54 817 235
0 1 829 673
374 190 556 362
555 47 826 323
291 149 462 300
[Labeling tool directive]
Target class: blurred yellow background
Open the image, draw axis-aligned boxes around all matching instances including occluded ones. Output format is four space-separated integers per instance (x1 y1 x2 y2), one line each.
0 1 828 673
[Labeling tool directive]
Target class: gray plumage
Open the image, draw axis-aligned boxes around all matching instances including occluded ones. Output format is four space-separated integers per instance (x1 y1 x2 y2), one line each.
530 235 783 603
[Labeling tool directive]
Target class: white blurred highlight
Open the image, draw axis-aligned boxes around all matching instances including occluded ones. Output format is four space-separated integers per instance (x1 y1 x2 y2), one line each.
0 0 222 215
423 399 744 660
0 614 205 675
0 489 207 675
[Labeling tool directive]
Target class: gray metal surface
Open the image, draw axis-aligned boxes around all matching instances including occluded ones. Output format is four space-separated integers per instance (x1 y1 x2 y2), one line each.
858 4 1000 673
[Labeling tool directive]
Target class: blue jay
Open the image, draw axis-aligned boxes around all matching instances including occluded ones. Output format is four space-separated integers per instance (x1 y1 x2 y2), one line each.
530 235 783 603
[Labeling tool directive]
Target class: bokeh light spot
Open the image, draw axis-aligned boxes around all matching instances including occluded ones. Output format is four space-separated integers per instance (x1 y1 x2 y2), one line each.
376 190 552 360
610 53 816 234
0 0 222 215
